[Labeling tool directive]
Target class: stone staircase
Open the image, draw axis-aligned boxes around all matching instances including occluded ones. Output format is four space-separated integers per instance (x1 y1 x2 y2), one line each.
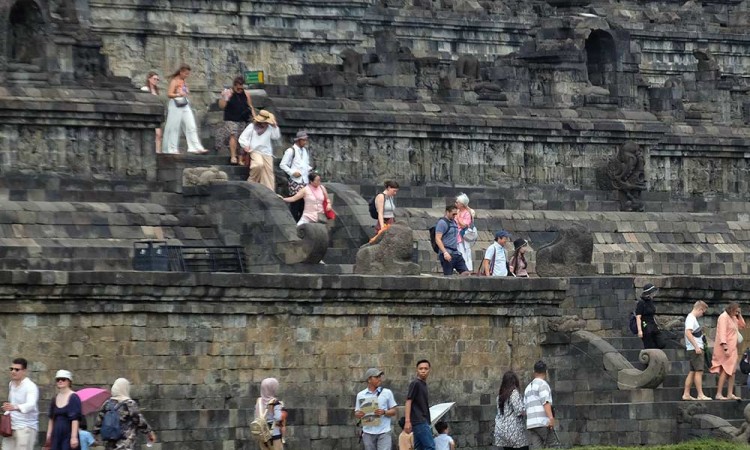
548 333 749 447
346 183 750 275
0 173 221 271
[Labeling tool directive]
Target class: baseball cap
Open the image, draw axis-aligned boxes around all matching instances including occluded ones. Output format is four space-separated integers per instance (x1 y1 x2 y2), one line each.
363 368 384 381
495 230 511 240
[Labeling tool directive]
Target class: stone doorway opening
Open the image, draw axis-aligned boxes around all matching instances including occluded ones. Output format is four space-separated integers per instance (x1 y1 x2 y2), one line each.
585 29 617 93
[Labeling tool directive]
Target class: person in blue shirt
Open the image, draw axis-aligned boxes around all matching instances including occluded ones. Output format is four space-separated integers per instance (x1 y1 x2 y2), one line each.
434 205 470 276
78 417 95 450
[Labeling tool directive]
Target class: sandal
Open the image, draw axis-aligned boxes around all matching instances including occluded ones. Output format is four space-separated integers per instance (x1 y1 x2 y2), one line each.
728 394 741 400
681 395 696 401
230 156 238 165
715 395 728 400
696 395 712 401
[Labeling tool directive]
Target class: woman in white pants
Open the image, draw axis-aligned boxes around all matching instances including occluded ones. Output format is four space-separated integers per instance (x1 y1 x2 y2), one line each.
162 64 208 154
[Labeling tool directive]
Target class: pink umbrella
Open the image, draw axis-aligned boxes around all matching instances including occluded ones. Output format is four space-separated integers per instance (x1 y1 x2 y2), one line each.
76 388 111 415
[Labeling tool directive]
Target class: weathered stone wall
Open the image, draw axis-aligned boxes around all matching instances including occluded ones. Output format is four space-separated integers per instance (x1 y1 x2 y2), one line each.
2 271 750 448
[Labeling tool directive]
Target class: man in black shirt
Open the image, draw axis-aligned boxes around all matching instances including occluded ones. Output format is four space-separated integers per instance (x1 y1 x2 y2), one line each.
404 360 434 450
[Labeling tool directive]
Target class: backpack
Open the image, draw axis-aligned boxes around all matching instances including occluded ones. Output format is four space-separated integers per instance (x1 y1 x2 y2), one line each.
628 311 638 335
250 399 273 445
741 349 750 375
368 193 384 220
100 400 124 441
429 218 450 253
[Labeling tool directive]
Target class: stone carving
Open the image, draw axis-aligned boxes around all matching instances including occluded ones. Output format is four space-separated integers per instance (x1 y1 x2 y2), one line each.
354 223 420 275
455 54 480 79
607 142 646 212
535 225 595 277
734 404 750 444
618 349 670 389
678 402 743 442
572 331 669 390
182 167 229 186
340 48 364 75
546 315 586 332
292 223 330 264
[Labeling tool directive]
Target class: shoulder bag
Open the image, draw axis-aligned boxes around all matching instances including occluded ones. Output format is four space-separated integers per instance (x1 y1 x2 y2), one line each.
1 412 12 437
173 97 189 108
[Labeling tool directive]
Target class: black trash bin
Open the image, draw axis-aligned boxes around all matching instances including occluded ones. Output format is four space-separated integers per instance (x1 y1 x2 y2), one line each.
132 240 169 271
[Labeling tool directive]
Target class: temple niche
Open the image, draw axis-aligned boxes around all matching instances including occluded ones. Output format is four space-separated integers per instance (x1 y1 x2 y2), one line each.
8 0 45 66
585 29 616 95
0 0 162 177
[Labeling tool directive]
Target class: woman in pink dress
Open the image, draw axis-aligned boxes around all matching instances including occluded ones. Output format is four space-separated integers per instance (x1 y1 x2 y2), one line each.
282 172 332 226
710 302 746 400
455 193 476 272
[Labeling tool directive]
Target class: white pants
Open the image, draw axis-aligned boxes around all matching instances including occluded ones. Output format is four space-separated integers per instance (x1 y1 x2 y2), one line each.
2 427 37 450
162 99 205 153
458 240 473 271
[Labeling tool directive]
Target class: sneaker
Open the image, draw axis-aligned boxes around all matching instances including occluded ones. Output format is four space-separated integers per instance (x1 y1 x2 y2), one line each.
187 149 208 154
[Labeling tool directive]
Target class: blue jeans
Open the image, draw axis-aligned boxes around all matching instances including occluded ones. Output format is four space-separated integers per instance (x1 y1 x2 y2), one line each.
412 422 435 450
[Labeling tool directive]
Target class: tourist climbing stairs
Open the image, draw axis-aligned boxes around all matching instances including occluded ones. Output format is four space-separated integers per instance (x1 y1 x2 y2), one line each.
547 333 749 447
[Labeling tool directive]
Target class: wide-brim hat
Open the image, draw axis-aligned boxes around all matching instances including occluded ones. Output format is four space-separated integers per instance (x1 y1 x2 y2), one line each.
642 283 658 296
513 238 528 250
254 110 275 124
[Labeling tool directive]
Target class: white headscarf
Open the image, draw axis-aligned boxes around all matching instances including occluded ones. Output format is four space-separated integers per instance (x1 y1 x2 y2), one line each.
255 378 279 418
111 378 131 402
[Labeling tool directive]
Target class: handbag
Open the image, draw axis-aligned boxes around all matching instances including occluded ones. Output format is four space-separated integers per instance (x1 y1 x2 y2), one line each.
1 412 12 438
462 225 478 244
173 97 189 108
323 198 336 220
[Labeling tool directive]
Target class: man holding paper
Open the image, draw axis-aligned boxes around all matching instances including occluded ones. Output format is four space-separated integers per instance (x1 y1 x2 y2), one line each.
354 368 398 450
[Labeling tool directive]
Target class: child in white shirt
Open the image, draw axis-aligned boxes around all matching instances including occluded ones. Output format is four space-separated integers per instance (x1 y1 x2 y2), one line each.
434 421 455 450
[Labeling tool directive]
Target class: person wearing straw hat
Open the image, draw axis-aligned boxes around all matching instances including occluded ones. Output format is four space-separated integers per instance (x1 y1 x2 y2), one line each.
279 131 313 222
354 368 397 450
238 109 281 191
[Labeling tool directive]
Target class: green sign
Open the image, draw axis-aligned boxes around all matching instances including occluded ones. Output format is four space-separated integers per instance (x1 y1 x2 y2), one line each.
244 70 265 86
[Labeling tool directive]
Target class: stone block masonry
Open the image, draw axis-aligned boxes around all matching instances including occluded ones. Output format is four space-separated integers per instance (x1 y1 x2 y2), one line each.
2 271 749 448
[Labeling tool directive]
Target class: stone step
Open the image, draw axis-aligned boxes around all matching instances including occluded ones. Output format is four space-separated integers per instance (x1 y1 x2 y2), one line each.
0 173 164 193
0 188 179 204
0 257 132 271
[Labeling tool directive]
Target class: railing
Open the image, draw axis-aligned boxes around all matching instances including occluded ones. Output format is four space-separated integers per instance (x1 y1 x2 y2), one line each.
133 241 246 273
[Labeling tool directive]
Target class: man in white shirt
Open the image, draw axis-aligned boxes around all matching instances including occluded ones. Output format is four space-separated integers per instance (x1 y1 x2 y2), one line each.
683 300 710 400
2 358 39 450
524 361 559 450
279 131 313 222
482 230 510 276
354 368 398 450
238 109 281 191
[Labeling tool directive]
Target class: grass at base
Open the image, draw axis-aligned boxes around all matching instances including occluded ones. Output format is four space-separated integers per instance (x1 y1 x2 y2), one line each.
576 439 750 450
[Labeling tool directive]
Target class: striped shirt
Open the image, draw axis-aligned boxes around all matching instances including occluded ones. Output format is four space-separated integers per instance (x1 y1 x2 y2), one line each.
524 377 552 429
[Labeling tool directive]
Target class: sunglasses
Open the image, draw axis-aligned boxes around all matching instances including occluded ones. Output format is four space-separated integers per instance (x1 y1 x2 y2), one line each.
55 378 70 382
9 367 23 372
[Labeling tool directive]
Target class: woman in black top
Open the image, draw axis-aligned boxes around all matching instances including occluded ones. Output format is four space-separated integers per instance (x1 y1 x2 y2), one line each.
218 76 255 164
635 283 665 349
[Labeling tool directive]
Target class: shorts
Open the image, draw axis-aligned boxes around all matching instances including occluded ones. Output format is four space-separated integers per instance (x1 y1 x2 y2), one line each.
688 349 704 372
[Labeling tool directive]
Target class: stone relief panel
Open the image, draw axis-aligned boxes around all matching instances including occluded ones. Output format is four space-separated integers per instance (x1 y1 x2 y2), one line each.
3 125 151 178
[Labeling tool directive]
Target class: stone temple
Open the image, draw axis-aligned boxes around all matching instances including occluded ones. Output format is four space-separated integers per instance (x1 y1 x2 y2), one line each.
1 0 750 449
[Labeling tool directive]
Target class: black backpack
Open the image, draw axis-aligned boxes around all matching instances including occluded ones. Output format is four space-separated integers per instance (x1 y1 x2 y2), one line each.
368 193 384 220
100 400 124 441
429 218 450 253
741 349 750 375
628 311 638 335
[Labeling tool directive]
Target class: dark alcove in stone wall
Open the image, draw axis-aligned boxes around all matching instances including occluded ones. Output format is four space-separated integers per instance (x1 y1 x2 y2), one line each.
585 29 617 91
7 0 45 66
